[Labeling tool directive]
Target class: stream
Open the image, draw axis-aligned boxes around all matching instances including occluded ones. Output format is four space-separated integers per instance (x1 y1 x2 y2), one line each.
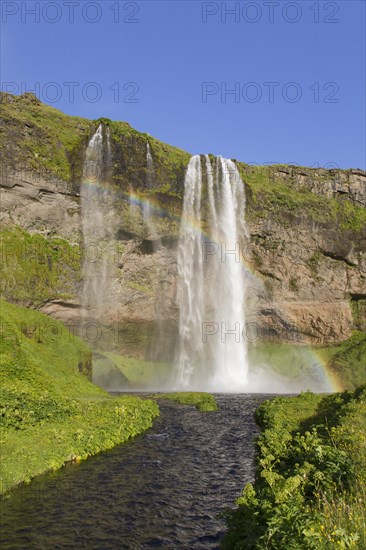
0 394 270 549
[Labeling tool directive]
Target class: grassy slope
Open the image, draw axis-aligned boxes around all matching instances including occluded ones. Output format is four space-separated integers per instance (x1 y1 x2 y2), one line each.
0 93 191 198
317 332 366 390
95 351 170 386
0 226 81 306
0 299 159 495
0 92 91 182
223 387 366 549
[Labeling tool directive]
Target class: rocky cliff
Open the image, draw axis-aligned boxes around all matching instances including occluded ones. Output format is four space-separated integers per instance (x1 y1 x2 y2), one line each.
1 92 365 359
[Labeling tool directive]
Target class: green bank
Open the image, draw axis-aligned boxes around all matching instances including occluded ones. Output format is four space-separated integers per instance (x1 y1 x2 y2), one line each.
0 299 159 496
223 386 366 549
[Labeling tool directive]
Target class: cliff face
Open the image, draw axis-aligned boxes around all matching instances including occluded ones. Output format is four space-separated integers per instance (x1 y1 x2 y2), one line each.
1 93 365 358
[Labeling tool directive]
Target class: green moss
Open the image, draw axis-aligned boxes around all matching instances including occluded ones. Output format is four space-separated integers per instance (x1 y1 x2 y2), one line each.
153 392 219 412
108 119 190 199
0 93 190 201
289 276 299 292
0 92 92 182
307 251 322 275
127 281 153 295
0 226 81 306
350 299 366 331
0 299 159 495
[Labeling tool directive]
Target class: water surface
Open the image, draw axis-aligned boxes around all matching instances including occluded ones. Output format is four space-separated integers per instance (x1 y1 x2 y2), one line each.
0 394 269 549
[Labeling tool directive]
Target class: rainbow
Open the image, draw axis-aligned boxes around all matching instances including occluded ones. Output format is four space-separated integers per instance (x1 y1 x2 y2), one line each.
81 180 342 394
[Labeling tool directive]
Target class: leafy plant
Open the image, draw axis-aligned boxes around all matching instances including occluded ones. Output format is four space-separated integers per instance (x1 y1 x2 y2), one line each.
223 387 366 549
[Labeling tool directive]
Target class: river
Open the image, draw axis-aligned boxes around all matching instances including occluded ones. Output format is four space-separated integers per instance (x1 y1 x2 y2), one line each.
0 394 270 549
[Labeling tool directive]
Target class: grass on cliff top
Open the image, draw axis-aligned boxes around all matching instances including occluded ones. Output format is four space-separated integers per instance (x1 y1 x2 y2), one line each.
1 92 190 193
238 162 366 231
0 225 81 307
0 92 92 181
223 385 366 549
153 392 219 412
0 299 159 496
2 92 364 227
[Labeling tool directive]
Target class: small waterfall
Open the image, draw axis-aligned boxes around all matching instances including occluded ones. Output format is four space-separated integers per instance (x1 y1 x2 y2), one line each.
146 142 154 188
142 142 159 243
175 155 249 391
81 124 113 319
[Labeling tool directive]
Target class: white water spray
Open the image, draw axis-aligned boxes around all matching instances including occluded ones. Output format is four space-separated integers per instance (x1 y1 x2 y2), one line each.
176 155 205 388
175 155 249 391
81 124 113 319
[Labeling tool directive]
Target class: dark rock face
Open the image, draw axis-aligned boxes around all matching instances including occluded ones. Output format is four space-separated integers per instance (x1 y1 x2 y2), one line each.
0 94 365 354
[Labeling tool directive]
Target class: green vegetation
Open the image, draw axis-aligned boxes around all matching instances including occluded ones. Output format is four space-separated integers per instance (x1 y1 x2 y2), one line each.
223 386 366 549
288 277 299 292
249 332 366 392
307 251 322 275
94 351 170 387
0 299 159 495
0 92 91 181
0 93 190 200
154 392 219 412
318 332 366 391
2 93 364 239
0 225 81 306
127 281 153 295
350 299 366 332
238 163 366 232
249 342 309 380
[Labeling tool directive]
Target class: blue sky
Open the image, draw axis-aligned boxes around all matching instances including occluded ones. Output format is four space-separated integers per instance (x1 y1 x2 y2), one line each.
1 0 365 168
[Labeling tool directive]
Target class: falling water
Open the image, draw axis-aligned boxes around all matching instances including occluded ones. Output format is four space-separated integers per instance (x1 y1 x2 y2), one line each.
81 124 113 319
175 155 248 391
146 142 154 188
176 156 205 388
142 142 159 243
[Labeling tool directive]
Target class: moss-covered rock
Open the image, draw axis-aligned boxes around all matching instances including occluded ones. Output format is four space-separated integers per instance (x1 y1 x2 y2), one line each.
0 225 81 307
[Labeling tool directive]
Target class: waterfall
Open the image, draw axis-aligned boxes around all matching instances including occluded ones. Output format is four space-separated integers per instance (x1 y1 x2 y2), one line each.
175 155 248 392
81 124 113 319
176 155 205 387
142 142 159 243
146 142 154 188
